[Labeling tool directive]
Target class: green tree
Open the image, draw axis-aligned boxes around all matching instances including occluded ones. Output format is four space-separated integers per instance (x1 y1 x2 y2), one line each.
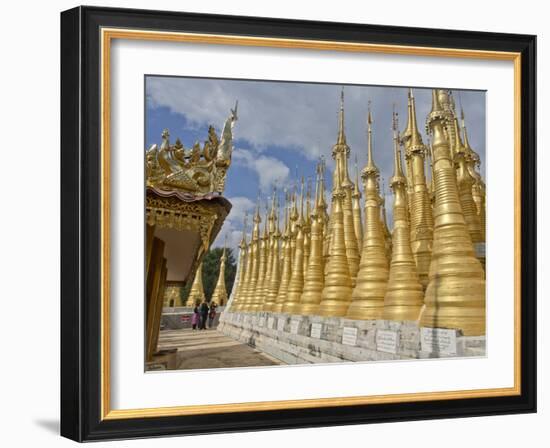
181 247 237 305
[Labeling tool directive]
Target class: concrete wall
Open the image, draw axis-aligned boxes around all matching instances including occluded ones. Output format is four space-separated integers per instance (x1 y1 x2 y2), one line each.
218 311 485 365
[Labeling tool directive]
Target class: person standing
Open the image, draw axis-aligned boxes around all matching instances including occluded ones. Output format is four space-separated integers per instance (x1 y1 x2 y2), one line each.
208 302 217 328
199 300 209 330
191 301 200 330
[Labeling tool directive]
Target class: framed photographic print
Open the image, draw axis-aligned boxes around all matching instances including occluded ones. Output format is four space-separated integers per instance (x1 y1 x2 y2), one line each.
60 6 536 442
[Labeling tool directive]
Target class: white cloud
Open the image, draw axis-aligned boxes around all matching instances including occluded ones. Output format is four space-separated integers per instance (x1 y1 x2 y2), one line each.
233 149 290 192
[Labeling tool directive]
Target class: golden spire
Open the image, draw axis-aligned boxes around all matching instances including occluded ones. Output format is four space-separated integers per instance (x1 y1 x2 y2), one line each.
421 89 486 336
454 118 483 247
186 262 206 306
250 200 270 311
404 88 433 289
380 178 393 261
229 214 248 311
283 178 306 314
263 194 282 311
330 89 359 283
352 156 364 251
318 190 353 316
241 196 262 311
461 109 486 246
346 109 389 320
337 87 346 145
299 164 326 315
383 112 424 320
211 238 228 306
365 105 378 173
273 191 293 313
303 177 312 279
260 188 277 309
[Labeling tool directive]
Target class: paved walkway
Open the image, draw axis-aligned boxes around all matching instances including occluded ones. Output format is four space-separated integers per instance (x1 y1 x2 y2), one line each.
157 328 283 370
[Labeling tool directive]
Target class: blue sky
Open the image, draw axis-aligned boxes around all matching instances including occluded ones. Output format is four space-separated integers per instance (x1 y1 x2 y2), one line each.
146 76 486 252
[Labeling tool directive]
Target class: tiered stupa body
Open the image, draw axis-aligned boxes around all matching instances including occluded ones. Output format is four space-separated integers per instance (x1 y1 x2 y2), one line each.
227 216 248 311
186 263 206 306
346 110 389 320
263 201 281 311
401 89 434 289
383 114 424 321
211 243 228 306
421 89 486 336
331 89 360 283
273 194 293 313
299 161 327 315
283 182 306 314
241 203 261 311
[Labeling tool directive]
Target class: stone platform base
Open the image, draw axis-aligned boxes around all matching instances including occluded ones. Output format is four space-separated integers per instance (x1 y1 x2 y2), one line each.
218 311 485 365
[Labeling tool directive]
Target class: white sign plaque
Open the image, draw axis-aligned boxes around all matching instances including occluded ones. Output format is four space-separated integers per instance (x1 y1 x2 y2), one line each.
267 317 275 329
376 329 399 354
310 323 322 339
342 327 358 346
290 320 300 335
277 318 286 332
421 327 458 355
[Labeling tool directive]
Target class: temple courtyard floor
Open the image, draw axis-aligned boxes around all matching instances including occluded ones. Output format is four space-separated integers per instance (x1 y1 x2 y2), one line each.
157 328 283 370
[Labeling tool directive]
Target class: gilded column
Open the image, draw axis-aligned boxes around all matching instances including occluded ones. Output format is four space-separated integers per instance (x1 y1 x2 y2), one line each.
273 193 293 313
352 158 364 251
241 202 261 312
302 180 312 280
260 190 277 310
346 110 389 320
299 162 326 315
318 189 353 317
283 181 306 314
263 202 281 312
211 241 228 306
380 180 393 262
453 117 482 245
421 89 486 336
249 203 269 312
332 89 360 283
383 113 424 321
227 216 248 311
403 89 433 289
186 262 206 306
462 111 486 266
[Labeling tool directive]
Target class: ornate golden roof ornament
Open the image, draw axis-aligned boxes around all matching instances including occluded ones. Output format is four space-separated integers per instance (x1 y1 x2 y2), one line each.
383 112 424 321
421 89 486 336
146 102 238 195
346 109 389 320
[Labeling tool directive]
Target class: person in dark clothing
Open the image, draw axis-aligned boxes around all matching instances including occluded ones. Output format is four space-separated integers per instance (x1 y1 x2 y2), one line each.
199 300 209 330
